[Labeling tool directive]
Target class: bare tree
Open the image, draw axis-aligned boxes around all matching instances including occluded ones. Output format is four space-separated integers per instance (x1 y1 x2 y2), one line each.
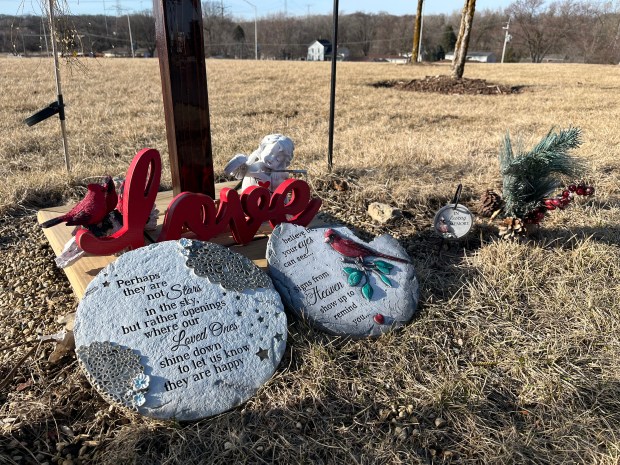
202 0 234 57
342 12 377 56
412 0 423 62
130 11 156 55
507 0 573 63
451 0 476 79
567 1 620 63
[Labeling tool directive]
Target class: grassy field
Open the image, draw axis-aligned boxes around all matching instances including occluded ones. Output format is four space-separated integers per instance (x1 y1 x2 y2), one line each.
1 57 620 464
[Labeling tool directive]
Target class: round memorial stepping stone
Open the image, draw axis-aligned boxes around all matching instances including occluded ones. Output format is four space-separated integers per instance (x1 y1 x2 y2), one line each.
74 239 287 421
266 224 418 338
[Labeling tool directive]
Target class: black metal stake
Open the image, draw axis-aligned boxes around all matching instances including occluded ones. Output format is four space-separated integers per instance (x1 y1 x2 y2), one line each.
452 183 463 208
327 0 339 173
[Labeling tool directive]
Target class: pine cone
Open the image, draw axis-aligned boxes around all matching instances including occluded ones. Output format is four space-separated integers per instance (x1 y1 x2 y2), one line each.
478 190 503 217
498 217 527 240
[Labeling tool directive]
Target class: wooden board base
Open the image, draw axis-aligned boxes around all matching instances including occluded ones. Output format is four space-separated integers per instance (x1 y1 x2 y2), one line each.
37 181 274 300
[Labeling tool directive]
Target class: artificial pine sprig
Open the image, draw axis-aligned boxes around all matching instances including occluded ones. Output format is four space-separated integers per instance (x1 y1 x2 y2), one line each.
499 127 585 219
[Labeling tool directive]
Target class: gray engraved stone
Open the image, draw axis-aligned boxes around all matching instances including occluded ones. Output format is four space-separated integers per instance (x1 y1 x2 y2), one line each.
74 239 287 421
267 224 418 338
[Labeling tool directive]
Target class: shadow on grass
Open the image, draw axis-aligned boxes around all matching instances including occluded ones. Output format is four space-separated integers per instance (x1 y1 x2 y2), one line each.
535 225 620 248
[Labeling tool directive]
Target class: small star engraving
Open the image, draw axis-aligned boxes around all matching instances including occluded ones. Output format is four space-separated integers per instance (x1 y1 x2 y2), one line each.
236 310 243 317
258 316 264 323
103 281 110 287
256 348 269 361
274 333 283 342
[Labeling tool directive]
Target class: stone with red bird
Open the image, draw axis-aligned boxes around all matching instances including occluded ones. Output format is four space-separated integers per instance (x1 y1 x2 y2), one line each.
267 224 418 338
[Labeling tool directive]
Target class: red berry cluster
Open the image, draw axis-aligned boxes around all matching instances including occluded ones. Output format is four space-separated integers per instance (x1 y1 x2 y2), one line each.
568 182 595 197
524 182 594 225
524 206 547 225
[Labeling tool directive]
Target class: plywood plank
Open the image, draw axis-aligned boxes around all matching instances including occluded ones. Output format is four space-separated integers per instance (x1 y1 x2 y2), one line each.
38 181 323 300
38 181 245 300
37 209 125 299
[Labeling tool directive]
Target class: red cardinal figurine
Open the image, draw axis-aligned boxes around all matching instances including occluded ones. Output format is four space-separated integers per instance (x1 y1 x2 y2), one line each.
41 177 117 228
324 228 410 264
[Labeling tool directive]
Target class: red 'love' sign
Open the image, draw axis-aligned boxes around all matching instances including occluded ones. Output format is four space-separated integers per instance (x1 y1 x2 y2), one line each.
76 148 322 255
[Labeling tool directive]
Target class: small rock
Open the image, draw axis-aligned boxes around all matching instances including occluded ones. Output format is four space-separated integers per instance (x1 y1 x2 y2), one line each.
295 422 302 429
434 417 447 428
332 179 349 191
60 425 74 438
368 202 403 224
224 441 234 450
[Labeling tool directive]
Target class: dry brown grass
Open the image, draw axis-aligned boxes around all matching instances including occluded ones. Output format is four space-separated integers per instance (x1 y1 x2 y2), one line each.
1 57 620 464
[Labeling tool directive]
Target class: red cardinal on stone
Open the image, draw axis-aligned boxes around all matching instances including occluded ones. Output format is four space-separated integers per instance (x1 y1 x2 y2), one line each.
41 176 117 228
323 228 410 264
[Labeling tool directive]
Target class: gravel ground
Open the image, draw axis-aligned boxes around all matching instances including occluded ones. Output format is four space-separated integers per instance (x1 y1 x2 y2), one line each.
0 179 470 464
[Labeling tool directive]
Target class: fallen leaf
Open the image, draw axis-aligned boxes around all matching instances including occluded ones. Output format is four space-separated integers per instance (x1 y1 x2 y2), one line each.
48 331 75 364
16 380 32 392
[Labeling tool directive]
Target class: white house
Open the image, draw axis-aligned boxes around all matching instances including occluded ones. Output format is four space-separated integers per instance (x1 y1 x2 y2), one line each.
444 51 497 63
307 39 332 61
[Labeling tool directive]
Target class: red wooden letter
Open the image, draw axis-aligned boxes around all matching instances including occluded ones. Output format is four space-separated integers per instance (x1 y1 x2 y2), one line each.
157 192 219 242
77 148 161 255
268 179 322 228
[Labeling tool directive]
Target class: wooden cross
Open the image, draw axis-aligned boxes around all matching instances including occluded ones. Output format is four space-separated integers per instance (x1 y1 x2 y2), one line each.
153 0 215 198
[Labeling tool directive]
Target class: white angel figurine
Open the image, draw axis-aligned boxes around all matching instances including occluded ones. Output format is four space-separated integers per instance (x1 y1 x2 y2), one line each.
224 134 296 192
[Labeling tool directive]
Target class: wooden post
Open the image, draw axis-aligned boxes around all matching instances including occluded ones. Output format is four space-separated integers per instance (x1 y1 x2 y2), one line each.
153 0 215 198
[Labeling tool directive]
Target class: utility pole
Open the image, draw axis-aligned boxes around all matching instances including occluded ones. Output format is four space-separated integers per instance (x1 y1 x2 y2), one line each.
102 0 109 35
109 5 135 57
501 17 511 63
127 13 135 57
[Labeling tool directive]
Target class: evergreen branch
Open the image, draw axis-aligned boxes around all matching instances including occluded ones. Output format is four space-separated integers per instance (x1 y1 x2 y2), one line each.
499 131 514 174
499 127 586 218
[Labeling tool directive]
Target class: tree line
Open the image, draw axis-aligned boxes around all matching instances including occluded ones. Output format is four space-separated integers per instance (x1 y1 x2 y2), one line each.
1 0 619 64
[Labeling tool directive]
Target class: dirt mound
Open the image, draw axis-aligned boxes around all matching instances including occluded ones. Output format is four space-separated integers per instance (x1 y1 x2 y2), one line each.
373 75 522 95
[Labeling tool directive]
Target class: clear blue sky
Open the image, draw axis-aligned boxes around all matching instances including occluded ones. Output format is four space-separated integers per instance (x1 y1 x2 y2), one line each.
1 0 513 17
